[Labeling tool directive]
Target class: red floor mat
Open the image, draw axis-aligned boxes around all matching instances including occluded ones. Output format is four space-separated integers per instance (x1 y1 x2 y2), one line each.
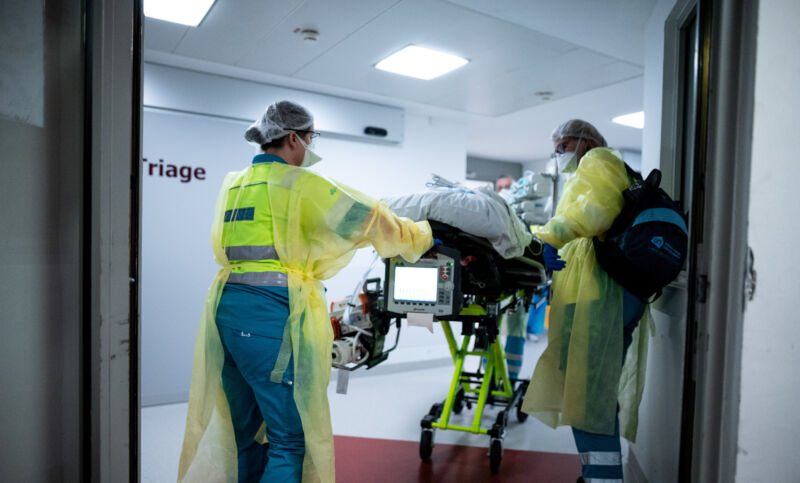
334 435 580 482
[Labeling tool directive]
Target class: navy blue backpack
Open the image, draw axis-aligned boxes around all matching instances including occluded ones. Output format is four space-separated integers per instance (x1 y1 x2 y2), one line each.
593 165 688 300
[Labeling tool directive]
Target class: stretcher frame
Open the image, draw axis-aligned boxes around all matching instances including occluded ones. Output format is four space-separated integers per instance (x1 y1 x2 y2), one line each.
375 219 548 474
419 296 534 474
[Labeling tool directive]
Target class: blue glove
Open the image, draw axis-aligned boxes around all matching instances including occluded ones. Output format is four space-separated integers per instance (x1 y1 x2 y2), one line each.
543 243 566 271
423 238 444 257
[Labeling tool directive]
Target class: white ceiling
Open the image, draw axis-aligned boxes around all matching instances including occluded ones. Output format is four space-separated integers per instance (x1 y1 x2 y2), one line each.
144 0 656 162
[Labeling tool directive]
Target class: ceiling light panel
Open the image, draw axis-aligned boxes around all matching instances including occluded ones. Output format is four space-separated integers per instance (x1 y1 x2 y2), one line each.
375 45 469 80
612 111 645 129
144 0 215 27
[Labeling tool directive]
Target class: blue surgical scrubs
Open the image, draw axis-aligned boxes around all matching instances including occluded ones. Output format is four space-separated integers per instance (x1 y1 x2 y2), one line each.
215 283 304 483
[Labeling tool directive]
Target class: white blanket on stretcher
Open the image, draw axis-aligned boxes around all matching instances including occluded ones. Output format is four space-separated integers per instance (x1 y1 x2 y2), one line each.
383 185 532 259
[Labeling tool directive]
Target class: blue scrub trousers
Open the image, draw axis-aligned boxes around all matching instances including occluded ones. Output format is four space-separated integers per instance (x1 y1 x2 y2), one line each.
527 289 548 335
505 335 525 379
216 283 305 483
503 304 528 379
571 289 646 483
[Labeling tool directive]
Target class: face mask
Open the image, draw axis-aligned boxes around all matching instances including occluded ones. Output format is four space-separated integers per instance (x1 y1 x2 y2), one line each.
497 188 513 203
554 151 578 173
553 136 583 174
297 135 322 168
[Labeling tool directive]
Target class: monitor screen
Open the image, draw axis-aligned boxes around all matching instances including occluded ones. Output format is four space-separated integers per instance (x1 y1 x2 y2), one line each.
393 266 439 303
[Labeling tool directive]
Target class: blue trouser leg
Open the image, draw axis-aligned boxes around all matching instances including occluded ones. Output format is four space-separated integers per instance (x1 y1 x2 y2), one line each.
218 326 305 483
220 358 268 482
572 418 623 481
504 335 525 379
572 289 646 482
527 290 548 335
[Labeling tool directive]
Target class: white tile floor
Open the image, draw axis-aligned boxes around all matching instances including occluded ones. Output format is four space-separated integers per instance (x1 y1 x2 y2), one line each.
141 334 578 482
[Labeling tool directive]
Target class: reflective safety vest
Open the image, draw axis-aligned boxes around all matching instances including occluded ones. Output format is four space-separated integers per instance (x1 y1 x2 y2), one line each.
222 153 372 287
222 154 289 286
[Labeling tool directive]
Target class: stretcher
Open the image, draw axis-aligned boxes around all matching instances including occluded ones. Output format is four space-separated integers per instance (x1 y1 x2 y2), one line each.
329 220 549 474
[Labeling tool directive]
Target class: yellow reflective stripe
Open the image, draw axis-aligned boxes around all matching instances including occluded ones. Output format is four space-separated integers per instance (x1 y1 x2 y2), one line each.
227 271 288 287
579 452 622 466
225 245 279 261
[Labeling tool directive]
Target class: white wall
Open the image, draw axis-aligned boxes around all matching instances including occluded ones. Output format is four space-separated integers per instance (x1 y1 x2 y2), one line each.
141 109 252 405
141 67 466 405
618 149 643 172
737 1 800 481
522 158 550 175
625 1 684 482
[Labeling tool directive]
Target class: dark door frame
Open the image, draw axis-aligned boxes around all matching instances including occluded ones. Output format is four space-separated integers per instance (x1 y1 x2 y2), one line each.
661 0 759 481
83 0 141 480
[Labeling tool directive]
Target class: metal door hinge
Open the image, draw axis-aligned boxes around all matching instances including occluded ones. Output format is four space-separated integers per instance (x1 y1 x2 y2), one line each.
697 274 709 303
744 246 756 309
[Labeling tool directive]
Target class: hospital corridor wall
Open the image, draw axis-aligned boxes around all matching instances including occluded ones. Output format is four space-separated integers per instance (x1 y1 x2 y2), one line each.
141 64 467 406
737 0 800 480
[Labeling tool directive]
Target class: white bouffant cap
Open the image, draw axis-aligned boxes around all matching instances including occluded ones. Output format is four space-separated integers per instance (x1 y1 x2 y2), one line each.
551 119 607 147
244 100 314 144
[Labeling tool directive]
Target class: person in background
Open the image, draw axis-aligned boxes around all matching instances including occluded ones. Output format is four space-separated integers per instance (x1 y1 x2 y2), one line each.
495 174 515 192
492 174 529 379
500 299 528 380
522 119 650 483
177 101 433 483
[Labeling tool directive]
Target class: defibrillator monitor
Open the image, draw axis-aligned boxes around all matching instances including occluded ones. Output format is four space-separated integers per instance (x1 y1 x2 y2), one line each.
393 267 439 303
385 245 462 317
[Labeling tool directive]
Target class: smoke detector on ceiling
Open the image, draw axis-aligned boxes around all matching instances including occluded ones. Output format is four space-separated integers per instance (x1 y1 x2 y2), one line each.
294 28 319 44
535 91 554 101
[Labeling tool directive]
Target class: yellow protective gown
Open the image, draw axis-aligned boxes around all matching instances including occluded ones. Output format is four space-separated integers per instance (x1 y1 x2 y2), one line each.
521 147 654 441
178 162 433 482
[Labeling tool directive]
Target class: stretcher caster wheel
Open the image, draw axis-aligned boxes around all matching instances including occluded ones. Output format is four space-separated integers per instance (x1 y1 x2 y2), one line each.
489 437 503 474
516 400 529 423
420 428 434 462
453 388 465 415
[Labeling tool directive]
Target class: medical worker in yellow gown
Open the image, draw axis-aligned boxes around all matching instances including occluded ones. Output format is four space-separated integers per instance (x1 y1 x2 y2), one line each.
522 120 653 483
177 101 433 483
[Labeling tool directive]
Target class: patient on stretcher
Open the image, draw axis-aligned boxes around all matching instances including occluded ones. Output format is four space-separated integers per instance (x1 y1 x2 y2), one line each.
425 219 546 297
383 183 533 259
